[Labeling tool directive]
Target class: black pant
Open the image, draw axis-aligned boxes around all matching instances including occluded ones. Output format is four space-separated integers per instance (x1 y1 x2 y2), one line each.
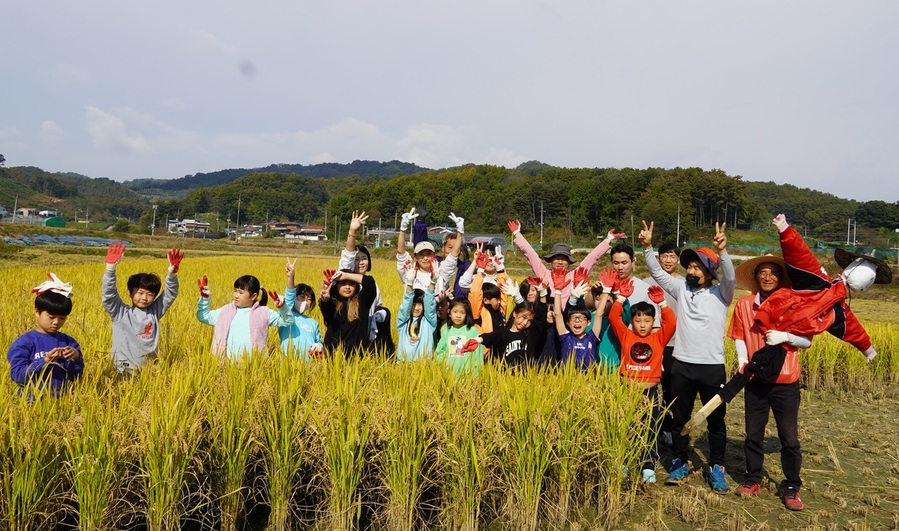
669 359 727 467
642 385 663 470
660 346 675 432
744 380 802 489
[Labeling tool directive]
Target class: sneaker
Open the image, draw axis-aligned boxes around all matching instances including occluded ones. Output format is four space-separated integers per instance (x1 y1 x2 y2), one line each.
735 480 760 497
706 465 729 494
782 486 804 511
642 468 657 483
660 431 673 447
664 459 689 485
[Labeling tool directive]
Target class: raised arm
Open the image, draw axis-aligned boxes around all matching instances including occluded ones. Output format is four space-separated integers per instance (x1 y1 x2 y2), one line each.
509 220 550 281
580 228 625 272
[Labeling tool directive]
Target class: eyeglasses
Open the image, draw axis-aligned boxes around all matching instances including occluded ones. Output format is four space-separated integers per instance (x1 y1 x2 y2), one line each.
568 315 589 323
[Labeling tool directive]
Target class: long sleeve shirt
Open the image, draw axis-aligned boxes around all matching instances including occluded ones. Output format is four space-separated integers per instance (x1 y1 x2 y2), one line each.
102 267 178 372
643 247 735 365
512 233 612 309
7 330 84 395
396 287 438 361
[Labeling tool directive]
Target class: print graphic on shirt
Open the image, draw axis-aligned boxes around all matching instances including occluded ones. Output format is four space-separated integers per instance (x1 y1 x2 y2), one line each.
630 342 653 363
448 335 466 357
136 322 154 340
504 339 525 359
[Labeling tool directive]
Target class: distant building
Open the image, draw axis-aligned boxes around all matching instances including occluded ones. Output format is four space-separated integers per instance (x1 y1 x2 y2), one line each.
38 210 58 217
17 208 38 217
169 219 211 234
0 206 7 217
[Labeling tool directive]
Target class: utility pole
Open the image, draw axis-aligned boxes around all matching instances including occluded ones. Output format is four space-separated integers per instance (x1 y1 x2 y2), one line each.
539 200 544 247
236 195 241 242
151 205 158 236
676 204 681 247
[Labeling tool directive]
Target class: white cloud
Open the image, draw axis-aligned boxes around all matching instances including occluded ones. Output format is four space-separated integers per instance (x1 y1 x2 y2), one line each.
188 29 238 60
84 106 151 154
39 121 65 143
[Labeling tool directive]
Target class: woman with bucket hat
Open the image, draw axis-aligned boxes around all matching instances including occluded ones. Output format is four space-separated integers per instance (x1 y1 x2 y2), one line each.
507 219 625 310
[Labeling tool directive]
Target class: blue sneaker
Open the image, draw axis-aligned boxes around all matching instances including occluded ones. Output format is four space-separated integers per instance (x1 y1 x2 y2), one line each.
706 465 729 494
664 459 689 485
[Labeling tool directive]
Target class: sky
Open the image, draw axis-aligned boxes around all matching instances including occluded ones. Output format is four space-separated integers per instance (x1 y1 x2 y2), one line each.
1 1 897 203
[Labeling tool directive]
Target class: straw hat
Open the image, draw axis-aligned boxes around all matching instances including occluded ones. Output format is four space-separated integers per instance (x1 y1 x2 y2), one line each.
735 254 790 293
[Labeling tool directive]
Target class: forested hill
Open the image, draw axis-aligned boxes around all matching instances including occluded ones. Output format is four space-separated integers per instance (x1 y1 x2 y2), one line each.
124 160 430 195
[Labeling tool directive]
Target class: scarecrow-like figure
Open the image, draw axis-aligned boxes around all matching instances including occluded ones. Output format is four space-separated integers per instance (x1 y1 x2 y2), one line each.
683 213 892 434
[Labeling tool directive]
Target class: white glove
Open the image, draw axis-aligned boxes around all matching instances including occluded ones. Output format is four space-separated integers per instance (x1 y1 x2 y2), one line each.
765 330 790 346
494 245 505 272
568 282 588 306
403 261 417 287
448 212 465 234
864 346 877 364
773 214 789 233
309 342 323 355
400 207 418 232
502 278 524 304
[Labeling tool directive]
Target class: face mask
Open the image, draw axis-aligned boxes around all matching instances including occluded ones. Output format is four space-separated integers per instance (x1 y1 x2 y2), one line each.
685 275 701 289
294 300 309 314
843 258 876 292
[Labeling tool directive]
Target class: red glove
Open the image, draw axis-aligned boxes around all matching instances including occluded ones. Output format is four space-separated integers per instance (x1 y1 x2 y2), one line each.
268 289 284 308
460 338 481 354
106 242 126 265
507 220 521 234
322 269 337 287
475 251 488 269
525 276 542 287
599 268 619 293
573 266 590 286
197 275 210 298
167 248 184 273
647 285 666 304
618 277 635 298
551 268 570 291
606 229 626 241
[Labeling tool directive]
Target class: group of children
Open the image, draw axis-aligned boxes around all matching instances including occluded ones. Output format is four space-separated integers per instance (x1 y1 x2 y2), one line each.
8 209 890 514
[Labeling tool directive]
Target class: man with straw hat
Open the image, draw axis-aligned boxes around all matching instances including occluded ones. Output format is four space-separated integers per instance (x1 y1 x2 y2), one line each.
729 254 811 511
683 214 892 506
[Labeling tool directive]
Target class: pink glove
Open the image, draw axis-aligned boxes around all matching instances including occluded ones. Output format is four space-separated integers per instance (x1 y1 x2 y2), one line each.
167 248 184 274
197 275 210 298
106 242 126 265
606 229 626 242
475 251 488 269
460 338 481 354
551 268 571 291
647 285 666 304
618 277 635 298
268 289 284 308
599 268 619 293
573 266 590 287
